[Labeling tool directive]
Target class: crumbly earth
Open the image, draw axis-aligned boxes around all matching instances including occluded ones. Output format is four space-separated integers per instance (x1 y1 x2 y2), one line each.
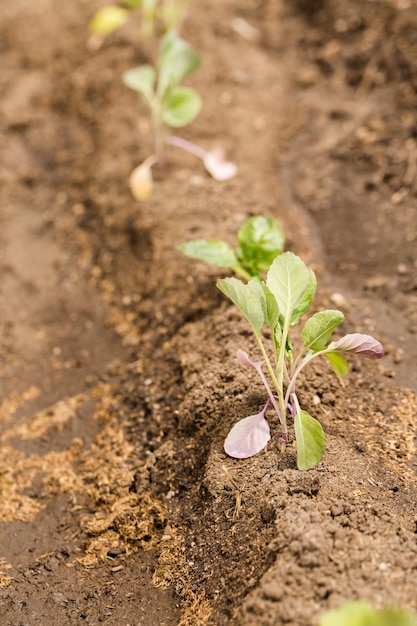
1 0 417 625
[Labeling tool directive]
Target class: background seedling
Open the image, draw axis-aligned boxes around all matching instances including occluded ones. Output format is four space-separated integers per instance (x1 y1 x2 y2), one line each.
217 251 384 470
320 600 417 626
123 30 237 199
178 215 284 280
89 0 191 41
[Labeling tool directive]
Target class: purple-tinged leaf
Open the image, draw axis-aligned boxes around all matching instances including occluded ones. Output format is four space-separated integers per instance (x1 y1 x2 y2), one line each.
287 402 295 417
331 333 384 359
203 148 237 181
236 349 263 368
224 401 271 459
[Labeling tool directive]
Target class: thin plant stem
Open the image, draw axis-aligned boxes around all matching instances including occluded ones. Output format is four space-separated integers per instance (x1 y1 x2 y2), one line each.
231 265 252 281
290 347 308 377
275 317 291 425
152 103 168 163
142 154 159 169
291 392 302 420
253 361 283 428
167 135 207 160
283 348 329 418
255 335 287 433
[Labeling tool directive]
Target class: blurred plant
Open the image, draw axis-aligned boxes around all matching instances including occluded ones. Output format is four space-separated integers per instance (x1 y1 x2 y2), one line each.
320 600 416 626
178 216 285 281
123 31 237 200
89 0 191 41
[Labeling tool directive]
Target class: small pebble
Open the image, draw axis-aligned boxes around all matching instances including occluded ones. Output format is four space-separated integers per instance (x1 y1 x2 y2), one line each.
330 293 349 309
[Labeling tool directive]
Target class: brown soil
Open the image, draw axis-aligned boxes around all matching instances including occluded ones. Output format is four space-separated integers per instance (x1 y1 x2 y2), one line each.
1 0 417 624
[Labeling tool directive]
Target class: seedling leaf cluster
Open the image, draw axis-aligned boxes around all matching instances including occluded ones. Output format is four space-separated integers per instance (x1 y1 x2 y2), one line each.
178 215 285 280
123 30 237 199
123 31 202 137
217 251 384 470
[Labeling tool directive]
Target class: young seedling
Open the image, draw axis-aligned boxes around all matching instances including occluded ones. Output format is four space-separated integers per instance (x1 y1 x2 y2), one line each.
320 601 416 626
178 215 284 280
217 251 384 470
89 0 191 42
123 31 237 200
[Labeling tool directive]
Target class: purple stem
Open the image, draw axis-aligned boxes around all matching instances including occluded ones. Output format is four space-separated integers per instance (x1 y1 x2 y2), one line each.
252 361 284 427
167 135 208 160
260 397 271 417
286 401 295 417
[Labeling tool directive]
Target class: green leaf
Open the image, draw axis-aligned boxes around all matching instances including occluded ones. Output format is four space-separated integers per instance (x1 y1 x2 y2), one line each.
376 608 417 626
162 86 202 127
158 31 201 96
291 271 317 326
89 6 130 34
266 252 316 327
325 351 349 377
301 310 345 352
122 66 155 103
237 216 285 276
177 239 237 268
320 601 371 626
320 601 417 626
217 277 264 335
244 281 281 339
258 283 282 350
294 410 325 471
263 284 280 330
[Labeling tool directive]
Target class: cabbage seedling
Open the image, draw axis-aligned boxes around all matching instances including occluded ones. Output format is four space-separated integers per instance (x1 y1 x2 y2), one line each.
217 251 384 470
178 215 285 280
123 31 237 199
